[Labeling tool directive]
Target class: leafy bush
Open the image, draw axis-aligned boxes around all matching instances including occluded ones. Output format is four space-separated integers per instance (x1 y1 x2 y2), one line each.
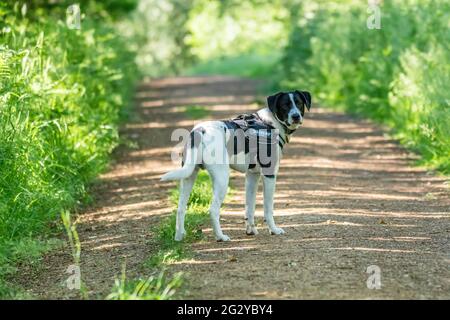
0 2 139 294
390 45 450 171
280 0 450 173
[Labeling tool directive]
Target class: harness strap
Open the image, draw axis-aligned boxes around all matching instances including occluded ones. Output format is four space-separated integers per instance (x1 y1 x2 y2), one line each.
253 112 292 146
224 113 288 149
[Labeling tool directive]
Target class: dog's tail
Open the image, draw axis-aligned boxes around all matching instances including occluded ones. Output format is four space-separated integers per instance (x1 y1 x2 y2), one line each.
160 129 202 181
160 150 197 181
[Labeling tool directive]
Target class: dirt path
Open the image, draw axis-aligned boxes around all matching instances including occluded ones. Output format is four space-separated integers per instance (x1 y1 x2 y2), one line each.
20 76 449 299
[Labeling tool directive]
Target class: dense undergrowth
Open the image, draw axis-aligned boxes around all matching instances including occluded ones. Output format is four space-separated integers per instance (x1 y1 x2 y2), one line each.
0 1 139 297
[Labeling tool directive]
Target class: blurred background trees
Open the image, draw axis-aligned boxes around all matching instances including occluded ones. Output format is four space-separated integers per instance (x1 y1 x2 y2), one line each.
132 0 448 173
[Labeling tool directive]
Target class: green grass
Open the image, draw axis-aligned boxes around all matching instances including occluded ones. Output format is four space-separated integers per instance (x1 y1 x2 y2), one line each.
0 3 140 297
185 53 280 79
142 165 236 300
106 266 182 300
182 105 211 120
146 170 235 269
146 171 213 267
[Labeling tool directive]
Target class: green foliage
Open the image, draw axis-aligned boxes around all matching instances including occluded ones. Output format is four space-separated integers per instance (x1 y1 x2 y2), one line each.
1 0 447 300
146 246 187 268
129 0 289 77
0 2 139 295
280 0 450 173
124 0 195 76
186 0 289 60
185 53 280 79
389 46 450 172
106 267 183 300
182 105 210 120
8 1 139 19
177 0 290 78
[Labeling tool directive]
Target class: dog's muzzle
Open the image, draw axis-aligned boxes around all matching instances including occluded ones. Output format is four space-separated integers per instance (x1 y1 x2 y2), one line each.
292 114 302 124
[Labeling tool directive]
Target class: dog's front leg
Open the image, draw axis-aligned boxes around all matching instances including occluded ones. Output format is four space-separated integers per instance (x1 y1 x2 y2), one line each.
245 172 260 235
262 175 285 235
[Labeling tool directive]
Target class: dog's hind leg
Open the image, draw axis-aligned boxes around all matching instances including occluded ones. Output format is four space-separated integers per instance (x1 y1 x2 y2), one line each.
205 164 230 242
245 172 260 235
174 168 199 241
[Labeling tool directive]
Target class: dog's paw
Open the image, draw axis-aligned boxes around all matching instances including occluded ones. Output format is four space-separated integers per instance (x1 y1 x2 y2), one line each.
269 227 285 235
216 234 231 242
174 231 186 241
246 225 259 236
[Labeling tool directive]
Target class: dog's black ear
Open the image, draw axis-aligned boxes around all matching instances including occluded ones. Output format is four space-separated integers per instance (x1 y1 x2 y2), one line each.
296 90 312 111
267 92 283 113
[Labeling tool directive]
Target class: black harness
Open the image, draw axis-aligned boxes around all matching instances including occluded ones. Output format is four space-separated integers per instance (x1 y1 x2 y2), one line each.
222 113 288 173
222 113 287 150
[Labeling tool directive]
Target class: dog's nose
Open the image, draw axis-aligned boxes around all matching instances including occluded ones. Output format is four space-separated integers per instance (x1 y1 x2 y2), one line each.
292 114 301 123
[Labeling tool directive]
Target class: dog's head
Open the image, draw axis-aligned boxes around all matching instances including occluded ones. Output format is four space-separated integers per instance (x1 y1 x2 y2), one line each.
267 91 312 130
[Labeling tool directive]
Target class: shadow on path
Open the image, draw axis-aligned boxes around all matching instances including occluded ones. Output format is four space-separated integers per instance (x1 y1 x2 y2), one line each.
19 76 450 299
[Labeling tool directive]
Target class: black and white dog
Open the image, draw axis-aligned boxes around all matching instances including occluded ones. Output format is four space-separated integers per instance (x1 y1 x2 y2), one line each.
161 91 311 241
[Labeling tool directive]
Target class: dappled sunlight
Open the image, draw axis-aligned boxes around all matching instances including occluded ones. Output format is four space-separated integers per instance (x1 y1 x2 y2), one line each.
140 100 164 108
100 72 448 301
298 190 418 201
171 259 226 266
330 247 416 254
85 199 163 214
127 146 174 158
125 119 198 129
91 242 126 251
140 95 256 108
370 236 431 242
31 74 448 299
293 220 364 227
8 0 450 300
82 234 124 245
140 75 247 88
100 164 167 180
203 104 259 112
196 246 257 253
